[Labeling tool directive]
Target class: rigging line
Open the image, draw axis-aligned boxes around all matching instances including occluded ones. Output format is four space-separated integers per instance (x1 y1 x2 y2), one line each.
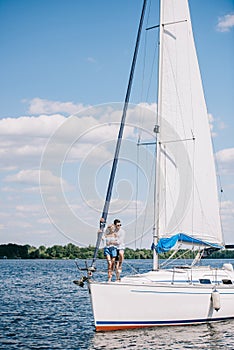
139 0 150 104
160 243 182 267
193 175 218 237
135 143 156 249
211 130 225 240
162 143 182 235
162 248 194 269
136 10 151 168
138 1 157 143
145 0 158 104
134 143 140 250
136 38 158 247
137 8 147 142
91 0 148 268
162 25 191 143
164 144 167 229
146 20 187 31
191 133 196 235
159 137 195 144
123 259 141 275
186 11 196 239
210 128 223 195
145 40 158 105
140 145 157 247
189 128 221 237
159 23 199 236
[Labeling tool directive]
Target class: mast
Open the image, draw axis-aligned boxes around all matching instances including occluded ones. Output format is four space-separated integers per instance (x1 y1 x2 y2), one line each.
91 0 148 268
152 0 163 271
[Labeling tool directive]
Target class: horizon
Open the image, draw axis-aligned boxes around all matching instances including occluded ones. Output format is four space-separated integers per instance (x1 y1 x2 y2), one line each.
0 0 234 248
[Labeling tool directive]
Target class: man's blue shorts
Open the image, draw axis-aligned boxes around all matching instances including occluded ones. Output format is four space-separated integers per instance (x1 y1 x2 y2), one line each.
104 246 118 258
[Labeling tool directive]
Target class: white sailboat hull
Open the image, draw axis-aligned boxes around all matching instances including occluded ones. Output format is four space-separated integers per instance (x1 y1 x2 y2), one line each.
89 268 234 331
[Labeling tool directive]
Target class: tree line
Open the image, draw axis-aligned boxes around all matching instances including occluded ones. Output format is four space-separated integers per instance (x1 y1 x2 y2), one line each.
0 243 234 260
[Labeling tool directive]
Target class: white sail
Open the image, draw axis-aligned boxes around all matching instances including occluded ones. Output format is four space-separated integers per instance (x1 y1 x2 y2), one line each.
157 0 223 245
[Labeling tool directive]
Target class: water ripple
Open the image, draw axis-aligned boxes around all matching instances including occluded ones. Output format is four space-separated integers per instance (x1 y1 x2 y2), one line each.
1 259 234 349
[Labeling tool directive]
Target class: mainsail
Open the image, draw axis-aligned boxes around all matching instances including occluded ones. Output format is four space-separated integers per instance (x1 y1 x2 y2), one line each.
156 0 223 246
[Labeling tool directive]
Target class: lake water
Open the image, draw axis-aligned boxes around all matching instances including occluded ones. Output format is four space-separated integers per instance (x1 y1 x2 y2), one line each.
1 259 234 349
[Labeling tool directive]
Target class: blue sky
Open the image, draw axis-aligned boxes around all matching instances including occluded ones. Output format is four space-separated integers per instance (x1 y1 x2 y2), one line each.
0 0 234 248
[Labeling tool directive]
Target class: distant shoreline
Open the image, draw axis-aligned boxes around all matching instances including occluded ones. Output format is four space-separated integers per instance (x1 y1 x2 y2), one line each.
1 243 234 260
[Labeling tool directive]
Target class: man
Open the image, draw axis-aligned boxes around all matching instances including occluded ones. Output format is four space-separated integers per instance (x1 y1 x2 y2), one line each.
114 219 125 281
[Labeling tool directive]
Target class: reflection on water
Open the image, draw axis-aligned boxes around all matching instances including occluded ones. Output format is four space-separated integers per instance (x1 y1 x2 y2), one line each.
90 321 234 350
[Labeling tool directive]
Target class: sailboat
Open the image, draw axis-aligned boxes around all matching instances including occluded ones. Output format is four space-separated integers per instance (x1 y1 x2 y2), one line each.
74 0 234 331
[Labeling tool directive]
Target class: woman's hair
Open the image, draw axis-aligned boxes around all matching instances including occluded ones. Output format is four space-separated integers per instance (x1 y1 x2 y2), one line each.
106 224 115 234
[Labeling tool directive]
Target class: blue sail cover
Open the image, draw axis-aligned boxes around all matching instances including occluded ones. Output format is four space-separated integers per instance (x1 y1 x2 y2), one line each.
154 233 223 253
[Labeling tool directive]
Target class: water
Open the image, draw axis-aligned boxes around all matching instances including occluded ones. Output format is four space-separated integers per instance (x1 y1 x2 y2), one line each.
1 259 234 349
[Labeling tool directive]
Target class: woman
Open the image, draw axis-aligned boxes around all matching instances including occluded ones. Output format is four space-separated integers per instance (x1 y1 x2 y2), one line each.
103 224 118 282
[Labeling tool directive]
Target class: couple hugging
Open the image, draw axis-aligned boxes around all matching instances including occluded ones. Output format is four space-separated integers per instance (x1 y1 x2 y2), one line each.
103 219 125 282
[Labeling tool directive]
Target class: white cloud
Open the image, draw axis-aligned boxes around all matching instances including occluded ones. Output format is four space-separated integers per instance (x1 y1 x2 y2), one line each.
216 148 234 175
0 101 167 246
16 204 42 213
221 200 234 211
12 145 43 157
13 221 33 228
208 113 227 137
37 217 51 224
4 169 40 185
1 185 40 194
0 166 18 172
4 169 72 191
0 103 154 169
66 143 112 163
208 113 216 136
216 13 234 32
216 148 234 163
25 98 87 115
0 114 65 137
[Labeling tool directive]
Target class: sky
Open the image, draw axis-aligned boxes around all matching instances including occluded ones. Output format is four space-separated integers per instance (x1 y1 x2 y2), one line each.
0 0 234 249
